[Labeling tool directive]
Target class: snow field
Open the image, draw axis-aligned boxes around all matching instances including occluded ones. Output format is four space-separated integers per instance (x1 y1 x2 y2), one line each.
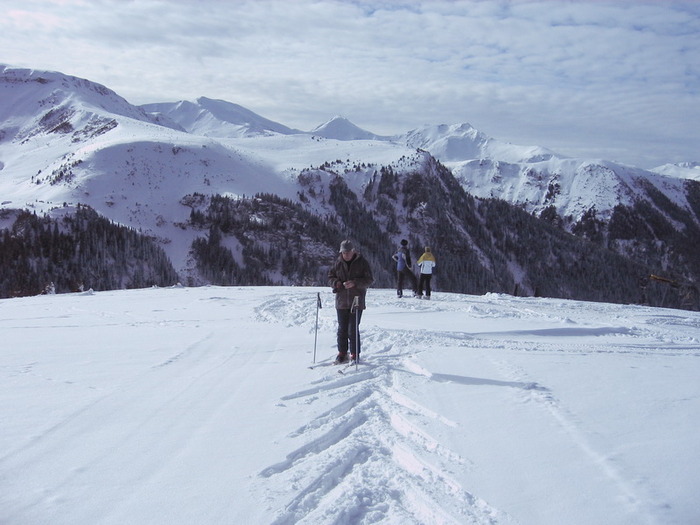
1 286 699 524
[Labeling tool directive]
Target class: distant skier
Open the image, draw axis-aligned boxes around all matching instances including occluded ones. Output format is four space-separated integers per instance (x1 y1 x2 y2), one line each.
328 240 374 364
392 239 417 298
416 247 436 299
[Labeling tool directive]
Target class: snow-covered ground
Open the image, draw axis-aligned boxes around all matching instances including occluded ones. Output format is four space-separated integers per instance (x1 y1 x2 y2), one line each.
1 286 698 524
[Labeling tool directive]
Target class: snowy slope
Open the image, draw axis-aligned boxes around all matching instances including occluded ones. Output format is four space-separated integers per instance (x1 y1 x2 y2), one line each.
400 123 697 224
0 66 417 276
652 162 700 182
449 156 694 222
141 97 301 138
404 123 555 164
141 98 390 142
0 66 155 128
310 115 391 141
135 82 699 227
1 286 698 524
3 64 696 229
0 85 298 274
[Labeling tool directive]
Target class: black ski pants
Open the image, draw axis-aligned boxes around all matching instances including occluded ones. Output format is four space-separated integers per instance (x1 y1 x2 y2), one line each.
397 268 417 296
418 273 432 297
336 308 363 357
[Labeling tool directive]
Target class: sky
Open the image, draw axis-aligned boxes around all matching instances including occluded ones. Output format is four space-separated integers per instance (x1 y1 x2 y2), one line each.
1 0 699 169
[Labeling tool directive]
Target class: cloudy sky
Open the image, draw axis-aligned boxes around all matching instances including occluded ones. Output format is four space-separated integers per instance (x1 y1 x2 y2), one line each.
2 0 699 168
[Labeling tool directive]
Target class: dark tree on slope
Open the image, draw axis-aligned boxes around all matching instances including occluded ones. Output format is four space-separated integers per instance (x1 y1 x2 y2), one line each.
0 206 178 298
358 158 662 305
327 176 395 286
191 225 251 285
189 193 349 286
529 177 699 309
184 156 692 310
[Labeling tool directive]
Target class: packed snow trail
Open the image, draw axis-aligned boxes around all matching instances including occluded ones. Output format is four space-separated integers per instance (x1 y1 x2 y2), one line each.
260 358 512 524
1 286 699 524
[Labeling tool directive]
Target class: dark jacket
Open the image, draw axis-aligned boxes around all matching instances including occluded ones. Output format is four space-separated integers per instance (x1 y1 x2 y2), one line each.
327 252 374 309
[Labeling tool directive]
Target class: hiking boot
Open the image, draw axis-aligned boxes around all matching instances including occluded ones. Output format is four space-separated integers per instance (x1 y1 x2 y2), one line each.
334 353 349 364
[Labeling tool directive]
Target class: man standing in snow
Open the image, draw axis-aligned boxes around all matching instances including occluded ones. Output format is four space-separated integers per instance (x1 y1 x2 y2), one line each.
328 240 374 364
392 239 418 298
416 246 436 299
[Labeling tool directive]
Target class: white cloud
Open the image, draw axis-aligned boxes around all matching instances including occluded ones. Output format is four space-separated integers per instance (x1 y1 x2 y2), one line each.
1 0 698 168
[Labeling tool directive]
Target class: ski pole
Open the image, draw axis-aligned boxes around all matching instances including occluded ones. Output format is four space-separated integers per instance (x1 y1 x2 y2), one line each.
351 295 359 370
313 292 321 363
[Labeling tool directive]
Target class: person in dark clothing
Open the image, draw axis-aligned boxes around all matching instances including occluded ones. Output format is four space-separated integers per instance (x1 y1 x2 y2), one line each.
392 239 417 298
327 240 374 364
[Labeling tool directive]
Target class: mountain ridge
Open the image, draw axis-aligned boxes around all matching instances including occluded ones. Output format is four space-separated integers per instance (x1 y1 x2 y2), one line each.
1 64 698 308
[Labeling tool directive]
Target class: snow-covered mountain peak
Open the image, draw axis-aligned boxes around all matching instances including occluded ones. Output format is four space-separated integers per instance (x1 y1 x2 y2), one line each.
140 97 299 138
652 162 700 181
403 122 557 164
412 122 481 140
0 65 154 127
310 115 388 141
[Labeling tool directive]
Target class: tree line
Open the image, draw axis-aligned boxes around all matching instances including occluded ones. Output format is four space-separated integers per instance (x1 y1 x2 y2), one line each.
0 205 178 298
3 155 696 310
186 155 695 309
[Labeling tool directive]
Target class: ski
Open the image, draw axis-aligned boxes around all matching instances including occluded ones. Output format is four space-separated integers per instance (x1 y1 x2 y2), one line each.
338 359 359 374
308 361 334 370
310 357 361 372
308 358 351 369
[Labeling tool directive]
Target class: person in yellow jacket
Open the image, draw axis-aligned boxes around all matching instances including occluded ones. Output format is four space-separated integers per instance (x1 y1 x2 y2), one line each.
416 247 436 299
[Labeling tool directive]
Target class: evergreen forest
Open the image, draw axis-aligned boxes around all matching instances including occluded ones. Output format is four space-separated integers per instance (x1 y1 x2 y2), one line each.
0 205 178 298
2 157 697 311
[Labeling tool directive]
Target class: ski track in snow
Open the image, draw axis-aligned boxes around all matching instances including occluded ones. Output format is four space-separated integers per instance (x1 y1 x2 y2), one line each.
489 357 664 522
260 360 510 524
256 295 517 524
2 287 697 524
255 290 692 525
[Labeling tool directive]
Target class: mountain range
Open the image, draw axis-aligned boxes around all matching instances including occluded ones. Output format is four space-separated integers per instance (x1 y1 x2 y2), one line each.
1 65 698 309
